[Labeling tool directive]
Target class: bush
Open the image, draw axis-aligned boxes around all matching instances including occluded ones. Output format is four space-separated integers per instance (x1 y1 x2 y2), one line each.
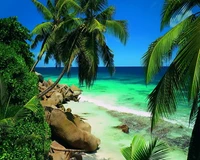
0 103 51 160
0 17 34 69
0 43 38 105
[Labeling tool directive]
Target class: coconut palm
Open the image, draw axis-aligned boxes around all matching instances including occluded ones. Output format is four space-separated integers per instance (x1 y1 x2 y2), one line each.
121 135 169 160
143 0 200 159
30 0 81 72
38 0 128 97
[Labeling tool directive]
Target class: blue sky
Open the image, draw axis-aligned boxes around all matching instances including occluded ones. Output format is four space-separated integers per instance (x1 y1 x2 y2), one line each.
0 0 192 67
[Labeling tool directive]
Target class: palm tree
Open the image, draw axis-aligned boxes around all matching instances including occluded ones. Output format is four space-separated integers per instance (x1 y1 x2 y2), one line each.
143 0 200 159
30 0 81 72
38 0 128 98
121 134 169 160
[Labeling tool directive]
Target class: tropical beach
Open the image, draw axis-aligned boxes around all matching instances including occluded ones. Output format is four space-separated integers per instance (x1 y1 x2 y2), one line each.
1 0 200 160
38 67 192 160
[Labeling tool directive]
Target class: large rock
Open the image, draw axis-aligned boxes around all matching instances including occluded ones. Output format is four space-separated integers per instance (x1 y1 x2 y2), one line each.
74 115 91 133
45 108 100 152
70 85 82 92
51 92 63 104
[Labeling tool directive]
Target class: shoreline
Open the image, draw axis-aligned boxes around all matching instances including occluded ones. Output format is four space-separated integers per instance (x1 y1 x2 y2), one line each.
79 94 192 128
65 98 191 160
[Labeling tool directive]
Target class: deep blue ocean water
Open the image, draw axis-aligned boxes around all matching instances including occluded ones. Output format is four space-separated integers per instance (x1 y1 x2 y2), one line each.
36 66 191 126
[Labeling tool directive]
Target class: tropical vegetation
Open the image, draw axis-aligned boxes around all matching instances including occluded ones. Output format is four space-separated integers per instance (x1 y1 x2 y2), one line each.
121 135 169 160
0 17 38 105
143 0 200 159
0 17 51 160
31 0 128 98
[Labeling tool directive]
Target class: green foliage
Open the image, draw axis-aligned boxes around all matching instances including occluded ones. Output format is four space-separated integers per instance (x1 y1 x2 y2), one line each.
0 17 34 69
0 102 51 160
143 0 200 159
121 135 169 160
0 77 51 160
0 43 38 105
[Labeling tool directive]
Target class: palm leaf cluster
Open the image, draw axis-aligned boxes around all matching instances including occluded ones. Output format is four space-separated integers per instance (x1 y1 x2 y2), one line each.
31 0 128 87
143 0 200 130
143 0 200 159
30 0 81 71
121 135 169 160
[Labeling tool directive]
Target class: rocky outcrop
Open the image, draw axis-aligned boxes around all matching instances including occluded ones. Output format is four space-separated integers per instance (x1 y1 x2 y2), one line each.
39 79 82 107
45 107 100 152
38 77 100 154
49 141 83 160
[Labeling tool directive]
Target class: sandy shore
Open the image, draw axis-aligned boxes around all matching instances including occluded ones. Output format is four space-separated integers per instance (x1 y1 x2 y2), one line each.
65 99 191 160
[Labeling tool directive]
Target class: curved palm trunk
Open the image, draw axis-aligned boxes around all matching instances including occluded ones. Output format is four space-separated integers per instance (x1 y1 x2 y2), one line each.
188 107 200 160
30 59 39 72
38 65 68 98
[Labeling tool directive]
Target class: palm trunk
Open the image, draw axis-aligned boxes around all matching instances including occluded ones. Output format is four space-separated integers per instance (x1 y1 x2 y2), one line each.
187 107 200 160
30 59 40 72
38 65 68 98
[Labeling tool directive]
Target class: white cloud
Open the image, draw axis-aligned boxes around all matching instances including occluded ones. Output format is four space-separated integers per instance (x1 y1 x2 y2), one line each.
170 10 192 27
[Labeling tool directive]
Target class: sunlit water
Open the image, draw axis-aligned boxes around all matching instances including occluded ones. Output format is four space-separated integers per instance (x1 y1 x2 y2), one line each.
36 67 191 127
36 67 192 160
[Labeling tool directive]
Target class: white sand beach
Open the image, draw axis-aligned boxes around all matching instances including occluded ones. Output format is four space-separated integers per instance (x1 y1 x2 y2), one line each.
65 97 189 160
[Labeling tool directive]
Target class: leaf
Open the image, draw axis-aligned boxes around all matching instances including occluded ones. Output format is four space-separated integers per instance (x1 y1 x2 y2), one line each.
121 135 169 160
32 0 53 20
161 0 197 30
106 20 128 44
31 22 52 35
23 96 39 113
143 15 194 84
14 96 39 121
147 63 182 131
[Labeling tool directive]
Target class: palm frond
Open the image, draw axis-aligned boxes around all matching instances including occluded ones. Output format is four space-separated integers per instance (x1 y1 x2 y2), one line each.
173 17 200 100
14 96 39 121
161 0 198 30
106 20 128 44
47 0 55 13
121 135 169 160
143 15 193 84
189 92 199 125
56 17 82 32
31 34 45 49
99 41 115 75
31 22 52 35
88 18 106 32
148 63 182 131
32 0 53 20
76 34 99 87
59 24 86 72
96 6 115 22
149 138 169 160
38 31 57 61
81 0 107 13
121 147 131 160
57 0 81 17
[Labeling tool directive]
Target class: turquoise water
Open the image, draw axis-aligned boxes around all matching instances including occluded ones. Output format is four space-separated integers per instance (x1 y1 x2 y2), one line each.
36 67 191 126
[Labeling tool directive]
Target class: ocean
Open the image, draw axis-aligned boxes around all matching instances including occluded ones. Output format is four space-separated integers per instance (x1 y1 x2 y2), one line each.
36 67 192 160
36 66 191 127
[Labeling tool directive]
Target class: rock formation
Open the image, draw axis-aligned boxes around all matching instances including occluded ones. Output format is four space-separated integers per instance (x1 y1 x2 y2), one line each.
39 79 82 107
45 107 100 152
37 77 100 158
